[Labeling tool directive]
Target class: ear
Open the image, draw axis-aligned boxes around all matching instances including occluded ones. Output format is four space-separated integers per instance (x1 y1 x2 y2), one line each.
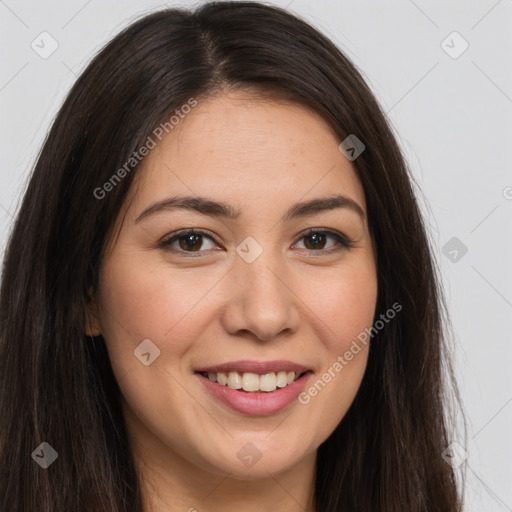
85 285 102 337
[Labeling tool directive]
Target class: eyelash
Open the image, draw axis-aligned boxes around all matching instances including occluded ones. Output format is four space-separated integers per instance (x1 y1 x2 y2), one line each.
159 228 354 257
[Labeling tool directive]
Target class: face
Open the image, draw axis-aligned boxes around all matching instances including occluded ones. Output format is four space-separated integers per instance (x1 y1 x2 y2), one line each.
87 90 378 481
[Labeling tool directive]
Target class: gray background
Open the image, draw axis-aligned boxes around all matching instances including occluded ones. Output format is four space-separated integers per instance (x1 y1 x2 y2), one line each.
1 0 511 509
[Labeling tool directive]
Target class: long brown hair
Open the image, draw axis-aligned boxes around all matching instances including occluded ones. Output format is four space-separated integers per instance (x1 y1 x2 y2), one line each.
0 2 466 510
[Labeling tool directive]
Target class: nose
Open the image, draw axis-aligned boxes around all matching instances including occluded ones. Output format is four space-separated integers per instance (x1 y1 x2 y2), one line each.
220 248 301 342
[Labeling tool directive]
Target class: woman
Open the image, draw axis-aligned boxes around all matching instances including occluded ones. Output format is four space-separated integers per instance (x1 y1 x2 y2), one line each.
0 1 466 510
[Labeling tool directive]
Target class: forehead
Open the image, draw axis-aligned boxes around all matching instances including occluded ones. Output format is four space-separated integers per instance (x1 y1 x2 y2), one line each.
125 91 366 221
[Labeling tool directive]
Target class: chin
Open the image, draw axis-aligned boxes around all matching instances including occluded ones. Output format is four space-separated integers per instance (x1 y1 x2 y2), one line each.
199 439 311 480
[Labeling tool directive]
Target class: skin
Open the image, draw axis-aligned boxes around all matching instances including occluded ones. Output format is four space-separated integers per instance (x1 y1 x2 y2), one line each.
86 90 378 512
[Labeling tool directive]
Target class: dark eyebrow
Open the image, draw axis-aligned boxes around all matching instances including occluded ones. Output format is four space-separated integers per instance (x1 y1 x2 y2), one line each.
134 194 365 224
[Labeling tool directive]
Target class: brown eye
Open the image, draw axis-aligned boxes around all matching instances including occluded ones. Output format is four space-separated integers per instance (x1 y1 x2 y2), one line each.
294 229 353 253
160 230 217 254
302 232 329 250
177 233 204 251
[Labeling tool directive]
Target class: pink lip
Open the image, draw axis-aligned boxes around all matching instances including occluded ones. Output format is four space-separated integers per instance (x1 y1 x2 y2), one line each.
194 359 311 375
196 371 313 416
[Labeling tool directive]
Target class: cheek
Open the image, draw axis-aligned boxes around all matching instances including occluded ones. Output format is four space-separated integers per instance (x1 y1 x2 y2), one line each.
96 253 215 373
296 255 377 439
306 255 378 353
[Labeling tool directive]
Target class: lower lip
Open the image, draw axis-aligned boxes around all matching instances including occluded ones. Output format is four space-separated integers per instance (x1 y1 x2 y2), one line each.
195 371 312 416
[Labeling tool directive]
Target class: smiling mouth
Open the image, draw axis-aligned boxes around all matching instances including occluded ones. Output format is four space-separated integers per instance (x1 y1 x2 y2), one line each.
196 370 311 393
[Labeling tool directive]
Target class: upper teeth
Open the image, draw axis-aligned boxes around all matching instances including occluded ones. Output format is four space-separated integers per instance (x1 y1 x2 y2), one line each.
204 370 301 392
